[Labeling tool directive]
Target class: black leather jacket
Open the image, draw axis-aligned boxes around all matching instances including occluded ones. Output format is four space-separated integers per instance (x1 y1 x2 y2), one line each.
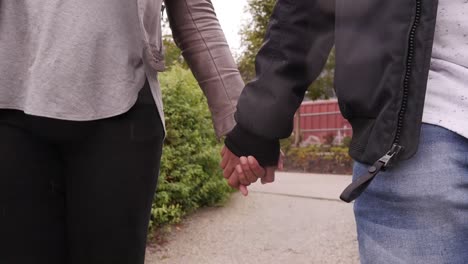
225 0 439 201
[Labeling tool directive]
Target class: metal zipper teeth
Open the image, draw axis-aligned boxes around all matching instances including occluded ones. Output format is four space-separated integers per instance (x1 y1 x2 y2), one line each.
394 0 422 144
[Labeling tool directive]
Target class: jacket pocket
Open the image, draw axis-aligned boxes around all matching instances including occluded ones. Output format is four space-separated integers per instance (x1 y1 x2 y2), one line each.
143 44 165 72
137 0 165 72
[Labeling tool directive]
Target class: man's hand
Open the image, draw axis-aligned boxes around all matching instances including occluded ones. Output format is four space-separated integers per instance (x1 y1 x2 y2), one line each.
221 147 284 196
234 155 281 186
229 156 267 195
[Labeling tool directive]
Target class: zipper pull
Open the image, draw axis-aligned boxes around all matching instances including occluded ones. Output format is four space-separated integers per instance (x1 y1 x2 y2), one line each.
378 144 402 168
340 144 402 203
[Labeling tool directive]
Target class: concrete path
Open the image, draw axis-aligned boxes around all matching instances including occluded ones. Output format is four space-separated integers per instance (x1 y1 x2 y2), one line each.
146 173 359 264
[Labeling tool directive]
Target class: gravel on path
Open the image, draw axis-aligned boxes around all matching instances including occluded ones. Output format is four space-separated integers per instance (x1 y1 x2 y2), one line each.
146 185 359 264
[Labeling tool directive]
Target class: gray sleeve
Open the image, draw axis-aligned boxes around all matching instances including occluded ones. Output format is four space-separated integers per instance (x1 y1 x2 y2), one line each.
165 0 245 138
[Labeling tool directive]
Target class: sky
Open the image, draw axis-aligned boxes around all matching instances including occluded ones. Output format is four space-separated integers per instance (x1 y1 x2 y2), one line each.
211 0 249 56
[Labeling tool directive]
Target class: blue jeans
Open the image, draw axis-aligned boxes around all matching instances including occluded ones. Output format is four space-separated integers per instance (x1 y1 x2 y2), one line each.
353 124 468 264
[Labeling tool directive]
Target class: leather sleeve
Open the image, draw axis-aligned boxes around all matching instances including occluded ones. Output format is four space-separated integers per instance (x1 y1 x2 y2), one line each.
165 0 244 138
225 0 335 166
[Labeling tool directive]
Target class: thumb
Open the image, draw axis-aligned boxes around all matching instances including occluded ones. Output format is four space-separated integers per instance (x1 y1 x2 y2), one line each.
261 167 276 184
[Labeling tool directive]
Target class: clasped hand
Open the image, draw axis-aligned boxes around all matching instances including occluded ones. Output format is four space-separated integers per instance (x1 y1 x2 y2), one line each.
220 146 283 196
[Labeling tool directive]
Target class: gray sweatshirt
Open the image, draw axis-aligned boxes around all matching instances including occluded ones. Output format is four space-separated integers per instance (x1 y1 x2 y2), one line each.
0 0 244 138
0 0 147 120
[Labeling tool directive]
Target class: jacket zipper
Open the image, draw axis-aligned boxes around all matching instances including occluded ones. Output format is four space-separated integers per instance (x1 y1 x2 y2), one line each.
340 0 423 203
394 0 422 146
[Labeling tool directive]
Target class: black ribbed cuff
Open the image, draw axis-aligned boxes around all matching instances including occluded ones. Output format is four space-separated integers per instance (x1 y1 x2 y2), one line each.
225 125 280 167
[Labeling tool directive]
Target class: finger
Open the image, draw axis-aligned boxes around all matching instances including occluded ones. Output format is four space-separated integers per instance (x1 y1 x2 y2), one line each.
223 160 236 179
239 185 249 196
262 167 276 184
236 164 251 186
240 157 258 184
262 170 271 184
228 170 241 189
222 150 239 178
220 150 230 169
278 158 284 171
247 156 266 179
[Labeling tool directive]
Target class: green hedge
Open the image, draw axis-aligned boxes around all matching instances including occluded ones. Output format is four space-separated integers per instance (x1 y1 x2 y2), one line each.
149 65 231 229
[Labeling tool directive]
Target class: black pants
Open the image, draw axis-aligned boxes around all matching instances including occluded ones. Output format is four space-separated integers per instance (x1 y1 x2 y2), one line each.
0 83 164 264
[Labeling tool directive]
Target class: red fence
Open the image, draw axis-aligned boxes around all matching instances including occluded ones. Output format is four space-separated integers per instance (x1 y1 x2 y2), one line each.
294 100 352 145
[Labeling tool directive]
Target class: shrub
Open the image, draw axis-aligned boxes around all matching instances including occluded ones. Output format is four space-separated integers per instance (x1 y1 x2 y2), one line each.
284 145 353 174
280 137 295 153
149 65 231 230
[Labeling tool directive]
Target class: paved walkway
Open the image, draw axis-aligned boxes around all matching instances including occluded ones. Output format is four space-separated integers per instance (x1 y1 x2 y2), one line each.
146 173 359 264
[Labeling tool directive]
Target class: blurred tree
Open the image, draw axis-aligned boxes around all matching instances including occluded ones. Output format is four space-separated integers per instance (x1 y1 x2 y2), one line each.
306 49 336 100
237 0 276 81
238 0 335 100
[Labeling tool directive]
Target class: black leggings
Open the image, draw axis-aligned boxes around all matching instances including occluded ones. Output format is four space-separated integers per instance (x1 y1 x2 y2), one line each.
0 83 164 264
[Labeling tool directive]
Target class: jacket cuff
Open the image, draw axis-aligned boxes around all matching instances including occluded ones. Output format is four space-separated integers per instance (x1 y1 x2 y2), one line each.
225 125 280 167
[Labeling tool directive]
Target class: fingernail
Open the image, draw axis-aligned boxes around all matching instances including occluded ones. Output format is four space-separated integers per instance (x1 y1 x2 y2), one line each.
240 157 247 165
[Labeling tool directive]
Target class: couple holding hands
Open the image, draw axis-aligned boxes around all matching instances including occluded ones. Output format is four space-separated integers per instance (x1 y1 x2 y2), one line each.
2 0 468 263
